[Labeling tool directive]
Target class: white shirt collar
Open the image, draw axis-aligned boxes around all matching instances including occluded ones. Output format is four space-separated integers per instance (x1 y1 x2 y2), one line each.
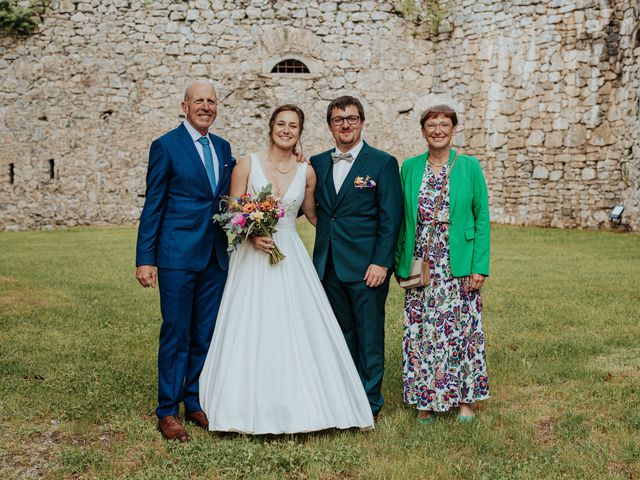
335 140 364 160
183 120 209 143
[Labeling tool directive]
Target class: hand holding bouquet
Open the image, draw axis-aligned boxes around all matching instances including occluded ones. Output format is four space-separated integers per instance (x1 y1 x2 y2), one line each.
213 184 286 265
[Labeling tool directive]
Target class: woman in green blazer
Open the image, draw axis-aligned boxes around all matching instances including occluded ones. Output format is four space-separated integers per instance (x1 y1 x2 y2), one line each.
394 104 490 424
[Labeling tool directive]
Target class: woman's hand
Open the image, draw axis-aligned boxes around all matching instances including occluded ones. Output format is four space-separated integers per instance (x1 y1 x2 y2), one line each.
293 143 309 164
249 236 274 254
468 273 485 291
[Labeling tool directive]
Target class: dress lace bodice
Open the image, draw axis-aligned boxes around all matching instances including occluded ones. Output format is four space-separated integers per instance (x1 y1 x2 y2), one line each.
248 153 307 231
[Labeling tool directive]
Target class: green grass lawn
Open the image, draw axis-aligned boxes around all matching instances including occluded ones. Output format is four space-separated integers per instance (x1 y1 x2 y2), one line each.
1 223 639 479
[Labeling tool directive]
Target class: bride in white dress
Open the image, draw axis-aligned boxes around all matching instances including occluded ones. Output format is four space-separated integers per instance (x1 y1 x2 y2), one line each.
199 105 374 434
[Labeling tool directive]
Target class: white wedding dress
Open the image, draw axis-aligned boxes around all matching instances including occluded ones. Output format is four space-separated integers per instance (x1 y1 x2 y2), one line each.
199 154 374 434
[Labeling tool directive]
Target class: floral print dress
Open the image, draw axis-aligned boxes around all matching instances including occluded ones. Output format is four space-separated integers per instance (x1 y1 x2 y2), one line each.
402 163 489 412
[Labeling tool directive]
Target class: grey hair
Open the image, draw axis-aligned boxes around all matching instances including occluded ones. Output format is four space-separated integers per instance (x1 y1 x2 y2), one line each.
183 80 216 101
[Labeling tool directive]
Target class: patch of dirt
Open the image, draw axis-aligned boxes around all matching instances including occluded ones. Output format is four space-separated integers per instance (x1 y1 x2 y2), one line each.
2 419 62 478
533 416 555 446
608 461 639 479
0 278 72 316
592 348 640 378
3 420 127 478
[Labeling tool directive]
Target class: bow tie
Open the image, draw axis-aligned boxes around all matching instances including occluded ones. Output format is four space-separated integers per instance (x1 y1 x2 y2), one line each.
331 152 354 164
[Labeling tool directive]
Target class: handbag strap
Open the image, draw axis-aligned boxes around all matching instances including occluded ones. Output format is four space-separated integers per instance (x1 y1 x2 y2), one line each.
423 152 458 260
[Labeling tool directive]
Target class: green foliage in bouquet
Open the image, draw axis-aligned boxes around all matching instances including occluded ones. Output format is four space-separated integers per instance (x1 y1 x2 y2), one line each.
213 183 287 265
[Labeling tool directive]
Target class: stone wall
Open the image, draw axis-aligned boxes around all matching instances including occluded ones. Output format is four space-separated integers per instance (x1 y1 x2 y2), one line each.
1 0 638 231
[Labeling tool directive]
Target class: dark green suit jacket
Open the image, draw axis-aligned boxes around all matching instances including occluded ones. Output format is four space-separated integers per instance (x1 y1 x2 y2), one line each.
311 142 403 283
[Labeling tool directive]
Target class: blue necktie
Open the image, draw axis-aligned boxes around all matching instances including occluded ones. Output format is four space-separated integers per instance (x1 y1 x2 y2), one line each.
197 136 217 194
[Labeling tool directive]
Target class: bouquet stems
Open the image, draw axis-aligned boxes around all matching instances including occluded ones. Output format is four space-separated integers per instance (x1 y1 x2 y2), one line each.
269 244 286 265
254 224 286 265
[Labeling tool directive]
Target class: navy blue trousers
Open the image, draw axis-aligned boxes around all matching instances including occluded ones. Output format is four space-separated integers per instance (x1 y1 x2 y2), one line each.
156 255 227 418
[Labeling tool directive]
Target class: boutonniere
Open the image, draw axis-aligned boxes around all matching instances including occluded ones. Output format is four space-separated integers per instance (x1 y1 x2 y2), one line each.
354 176 376 189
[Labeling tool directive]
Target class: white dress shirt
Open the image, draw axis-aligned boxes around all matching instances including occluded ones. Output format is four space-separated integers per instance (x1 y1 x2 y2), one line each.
183 120 219 183
333 140 364 193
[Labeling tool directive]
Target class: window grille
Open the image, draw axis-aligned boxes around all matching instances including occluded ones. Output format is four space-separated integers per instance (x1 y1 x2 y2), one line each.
271 59 310 74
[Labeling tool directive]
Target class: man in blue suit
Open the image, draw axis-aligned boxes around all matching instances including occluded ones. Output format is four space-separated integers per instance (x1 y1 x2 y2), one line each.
135 80 235 442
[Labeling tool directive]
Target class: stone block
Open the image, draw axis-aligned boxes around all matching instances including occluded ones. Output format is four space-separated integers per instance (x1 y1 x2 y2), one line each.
70 12 86 22
526 130 545 146
371 11 388 21
508 136 527 149
588 122 617 146
494 115 510 133
319 2 337 12
469 133 486 149
499 100 519 115
246 6 261 19
581 168 596 181
532 166 549 179
544 131 563 148
59 1 75 13
565 126 586 148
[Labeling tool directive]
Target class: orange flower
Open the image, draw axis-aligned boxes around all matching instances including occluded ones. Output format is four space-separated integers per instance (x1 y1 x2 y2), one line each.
259 201 274 212
242 202 257 213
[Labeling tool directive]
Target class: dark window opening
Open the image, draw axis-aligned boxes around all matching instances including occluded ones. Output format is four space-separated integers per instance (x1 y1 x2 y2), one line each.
9 163 14 184
49 159 55 179
271 59 310 74
101 109 114 120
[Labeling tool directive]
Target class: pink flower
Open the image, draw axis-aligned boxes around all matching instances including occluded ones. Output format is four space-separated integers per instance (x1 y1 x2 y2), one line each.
230 213 247 227
276 208 285 219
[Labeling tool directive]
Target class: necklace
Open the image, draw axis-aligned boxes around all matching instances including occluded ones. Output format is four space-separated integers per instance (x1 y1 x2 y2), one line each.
268 150 293 174
428 157 447 168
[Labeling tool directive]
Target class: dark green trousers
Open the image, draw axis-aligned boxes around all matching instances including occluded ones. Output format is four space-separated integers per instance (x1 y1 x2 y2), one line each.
322 256 389 416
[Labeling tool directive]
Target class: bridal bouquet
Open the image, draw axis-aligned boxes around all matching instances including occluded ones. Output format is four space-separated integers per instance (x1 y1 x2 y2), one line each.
213 184 287 265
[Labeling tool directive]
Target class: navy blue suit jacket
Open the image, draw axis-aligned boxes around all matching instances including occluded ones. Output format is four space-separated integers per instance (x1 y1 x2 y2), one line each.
136 123 235 272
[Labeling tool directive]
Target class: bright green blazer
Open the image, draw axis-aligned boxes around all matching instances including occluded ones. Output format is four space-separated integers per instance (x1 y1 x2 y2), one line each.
394 149 490 278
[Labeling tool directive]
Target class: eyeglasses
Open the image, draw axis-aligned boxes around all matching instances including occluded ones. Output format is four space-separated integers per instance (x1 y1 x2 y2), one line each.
424 121 453 131
330 115 360 126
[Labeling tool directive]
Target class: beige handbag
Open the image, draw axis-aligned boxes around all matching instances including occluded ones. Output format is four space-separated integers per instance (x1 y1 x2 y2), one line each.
398 257 431 289
398 153 458 290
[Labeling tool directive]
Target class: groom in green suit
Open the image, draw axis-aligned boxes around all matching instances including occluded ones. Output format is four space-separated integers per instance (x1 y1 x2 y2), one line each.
311 96 403 418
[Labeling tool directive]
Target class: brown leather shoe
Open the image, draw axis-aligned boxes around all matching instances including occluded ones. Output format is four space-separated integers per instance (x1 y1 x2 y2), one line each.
157 415 189 442
185 410 209 430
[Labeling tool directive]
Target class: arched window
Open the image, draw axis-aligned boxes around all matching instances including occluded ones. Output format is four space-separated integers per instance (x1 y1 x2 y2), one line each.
271 59 310 74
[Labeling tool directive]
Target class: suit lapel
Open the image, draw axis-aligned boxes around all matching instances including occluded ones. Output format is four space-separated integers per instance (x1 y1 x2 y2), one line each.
332 142 369 211
209 133 229 197
411 153 428 228
448 149 460 215
177 124 212 197
316 152 335 208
